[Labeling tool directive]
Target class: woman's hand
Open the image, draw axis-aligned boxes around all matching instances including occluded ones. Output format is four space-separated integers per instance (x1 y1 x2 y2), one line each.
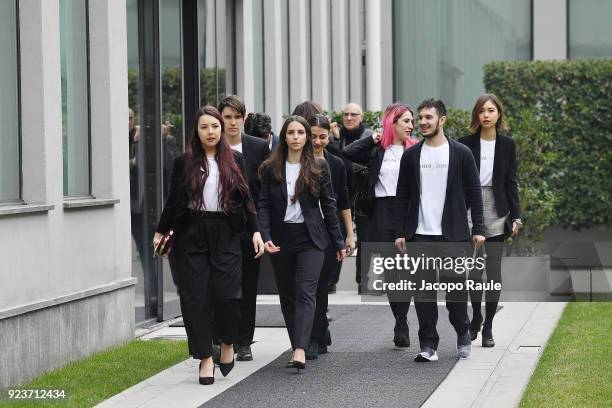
345 235 355 256
153 232 163 249
336 249 347 262
264 240 281 254
372 132 381 144
252 232 265 258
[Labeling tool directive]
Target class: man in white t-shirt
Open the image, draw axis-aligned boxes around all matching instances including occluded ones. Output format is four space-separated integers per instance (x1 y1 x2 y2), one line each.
394 99 485 362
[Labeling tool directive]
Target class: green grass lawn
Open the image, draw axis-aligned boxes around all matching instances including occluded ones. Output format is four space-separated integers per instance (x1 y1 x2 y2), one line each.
520 302 612 408
0 339 188 407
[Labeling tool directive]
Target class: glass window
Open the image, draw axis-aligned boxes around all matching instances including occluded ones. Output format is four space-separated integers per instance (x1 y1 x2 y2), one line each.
569 0 612 59
393 0 531 110
0 0 20 203
60 0 91 196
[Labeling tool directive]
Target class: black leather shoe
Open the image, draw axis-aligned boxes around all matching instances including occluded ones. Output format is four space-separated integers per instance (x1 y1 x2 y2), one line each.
482 331 495 348
199 360 215 385
236 345 253 361
212 344 221 365
305 341 319 360
287 359 306 373
469 316 483 341
318 344 328 354
393 318 410 348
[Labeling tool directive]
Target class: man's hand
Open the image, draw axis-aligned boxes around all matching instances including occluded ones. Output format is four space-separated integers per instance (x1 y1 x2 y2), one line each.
264 240 280 254
395 237 406 253
472 235 486 251
336 249 347 262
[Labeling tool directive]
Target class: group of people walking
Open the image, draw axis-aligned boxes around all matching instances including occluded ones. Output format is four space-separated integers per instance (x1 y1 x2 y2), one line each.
151 93 521 384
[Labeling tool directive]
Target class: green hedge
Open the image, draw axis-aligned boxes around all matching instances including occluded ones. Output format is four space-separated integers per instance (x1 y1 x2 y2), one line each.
484 60 612 230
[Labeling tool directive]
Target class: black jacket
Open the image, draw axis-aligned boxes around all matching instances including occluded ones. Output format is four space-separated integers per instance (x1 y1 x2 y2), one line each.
458 133 520 236
239 133 270 204
257 159 344 251
394 138 485 242
155 151 259 235
324 150 350 211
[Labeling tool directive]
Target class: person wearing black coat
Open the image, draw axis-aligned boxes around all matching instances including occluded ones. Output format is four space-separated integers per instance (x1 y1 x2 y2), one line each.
306 114 355 360
394 99 485 362
458 94 522 348
154 106 265 385
343 103 419 348
258 115 346 371
218 96 270 362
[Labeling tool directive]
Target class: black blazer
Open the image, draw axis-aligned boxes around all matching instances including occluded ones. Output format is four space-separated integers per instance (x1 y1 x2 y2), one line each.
394 138 485 242
257 159 345 251
240 133 270 204
324 150 350 211
458 133 520 236
156 151 259 236
342 135 386 204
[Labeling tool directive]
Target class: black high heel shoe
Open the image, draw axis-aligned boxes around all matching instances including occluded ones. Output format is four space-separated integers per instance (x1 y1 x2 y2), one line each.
469 316 483 341
199 360 215 385
288 360 306 373
219 357 235 377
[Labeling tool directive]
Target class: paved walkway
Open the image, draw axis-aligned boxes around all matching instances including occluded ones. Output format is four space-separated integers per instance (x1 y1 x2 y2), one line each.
96 293 565 408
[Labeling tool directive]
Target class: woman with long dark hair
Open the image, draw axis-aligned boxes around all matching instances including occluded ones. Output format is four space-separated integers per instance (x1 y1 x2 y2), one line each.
258 115 346 371
153 106 265 385
343 102 418 348
459 94 521 347
305 114 355 360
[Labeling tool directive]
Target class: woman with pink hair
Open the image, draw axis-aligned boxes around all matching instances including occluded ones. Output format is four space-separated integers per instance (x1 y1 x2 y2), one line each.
343 102 417 347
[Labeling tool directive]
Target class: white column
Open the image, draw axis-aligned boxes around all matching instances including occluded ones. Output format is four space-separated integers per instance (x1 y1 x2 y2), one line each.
348 0 363 105
263 0 284 130
310 0 331 109
365 0 382 111
331 0 348 110
235 0 255 110
288 0 309 108
533 0 567 60
379 0 393 106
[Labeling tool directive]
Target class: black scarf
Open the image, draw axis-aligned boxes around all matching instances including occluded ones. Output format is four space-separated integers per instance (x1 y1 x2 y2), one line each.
340 122 366 147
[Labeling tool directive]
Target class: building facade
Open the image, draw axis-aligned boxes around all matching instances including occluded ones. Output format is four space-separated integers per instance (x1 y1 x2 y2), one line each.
1 0 611 388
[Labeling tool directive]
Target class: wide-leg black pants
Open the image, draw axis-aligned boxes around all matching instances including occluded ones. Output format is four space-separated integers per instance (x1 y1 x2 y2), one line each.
270 223 324 350
235 235 262 346
410 235 471 350
168 212 242 359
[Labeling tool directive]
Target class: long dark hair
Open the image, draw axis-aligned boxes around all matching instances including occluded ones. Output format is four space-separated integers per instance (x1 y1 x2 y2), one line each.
184 106 252 213
259 115 321 202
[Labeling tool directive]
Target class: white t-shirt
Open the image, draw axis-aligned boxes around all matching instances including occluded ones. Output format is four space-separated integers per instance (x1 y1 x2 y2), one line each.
202 157 220 211
375 145 404 197
479 139 495 187
231 142 243 153
416 142 449 236
284 162 304 223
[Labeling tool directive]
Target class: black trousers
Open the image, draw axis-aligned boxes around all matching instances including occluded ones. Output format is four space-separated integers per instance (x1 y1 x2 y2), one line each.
410 234 470 350
235 235 262 346
168 212 242 359
327 211 346 287
469 234 504 330
271 223 325 350
312 244 338 345
369 197 412 320
355 214 370 285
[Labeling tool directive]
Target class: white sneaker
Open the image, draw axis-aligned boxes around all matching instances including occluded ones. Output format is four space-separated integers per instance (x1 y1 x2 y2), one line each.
414 348 438 362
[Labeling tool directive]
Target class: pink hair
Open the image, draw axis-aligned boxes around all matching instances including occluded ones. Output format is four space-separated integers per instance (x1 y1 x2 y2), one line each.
380 102 417 150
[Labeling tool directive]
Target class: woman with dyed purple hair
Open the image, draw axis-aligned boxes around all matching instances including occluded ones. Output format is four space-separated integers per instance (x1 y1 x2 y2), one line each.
343 103 418 347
